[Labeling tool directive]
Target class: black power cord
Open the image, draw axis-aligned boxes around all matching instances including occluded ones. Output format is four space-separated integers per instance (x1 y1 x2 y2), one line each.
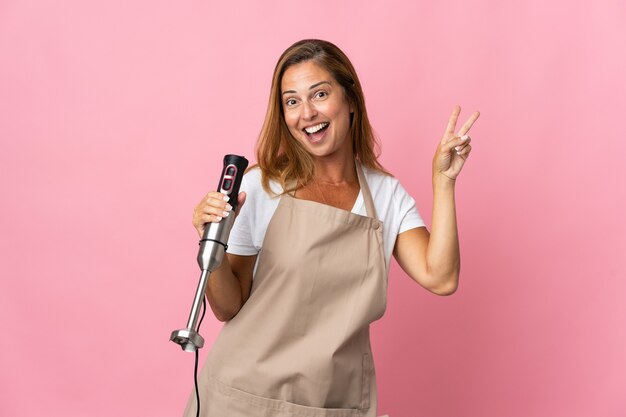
194 296 207 417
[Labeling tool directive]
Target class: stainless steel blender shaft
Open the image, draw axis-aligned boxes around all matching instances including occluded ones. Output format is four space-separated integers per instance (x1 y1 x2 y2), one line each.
170 154 248 352
170 213 236 352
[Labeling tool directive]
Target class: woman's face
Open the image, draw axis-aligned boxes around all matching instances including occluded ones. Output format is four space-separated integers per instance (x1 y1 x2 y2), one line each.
281 61 353 160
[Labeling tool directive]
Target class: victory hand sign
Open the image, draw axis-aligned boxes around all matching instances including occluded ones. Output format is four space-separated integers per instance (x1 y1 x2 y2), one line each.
433 105 480 181
394 105 480 295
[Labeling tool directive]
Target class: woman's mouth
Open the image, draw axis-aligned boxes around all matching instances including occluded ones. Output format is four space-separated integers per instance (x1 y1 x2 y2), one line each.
303 122 330 143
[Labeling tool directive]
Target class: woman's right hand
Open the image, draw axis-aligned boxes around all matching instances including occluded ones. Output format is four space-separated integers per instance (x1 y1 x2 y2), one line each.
192 191 247 238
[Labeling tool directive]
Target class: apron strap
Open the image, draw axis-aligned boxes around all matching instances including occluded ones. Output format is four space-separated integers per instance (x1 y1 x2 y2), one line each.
355 160 378 220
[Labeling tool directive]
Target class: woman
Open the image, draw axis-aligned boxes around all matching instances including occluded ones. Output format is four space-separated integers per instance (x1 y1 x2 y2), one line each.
186 39 479 416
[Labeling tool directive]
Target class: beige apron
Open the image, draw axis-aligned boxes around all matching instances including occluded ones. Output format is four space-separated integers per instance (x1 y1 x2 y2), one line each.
183 161 387 417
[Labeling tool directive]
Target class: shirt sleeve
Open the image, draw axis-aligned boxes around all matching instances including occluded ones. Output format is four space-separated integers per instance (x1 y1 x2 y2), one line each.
394 180 426 234
226 173 259 256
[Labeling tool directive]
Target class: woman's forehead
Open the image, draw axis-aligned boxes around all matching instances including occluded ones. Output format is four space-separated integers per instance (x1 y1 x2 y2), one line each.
281 61 335 93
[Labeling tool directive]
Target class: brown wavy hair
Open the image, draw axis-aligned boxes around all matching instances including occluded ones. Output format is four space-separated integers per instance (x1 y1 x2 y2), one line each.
255 39 388 195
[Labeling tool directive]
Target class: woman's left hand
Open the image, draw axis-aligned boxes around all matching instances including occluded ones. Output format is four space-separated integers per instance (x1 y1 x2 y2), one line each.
433 105 480 181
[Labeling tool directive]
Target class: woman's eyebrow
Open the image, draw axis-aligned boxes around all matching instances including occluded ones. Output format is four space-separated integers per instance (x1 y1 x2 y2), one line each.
282 81 331 96
308 80 331 90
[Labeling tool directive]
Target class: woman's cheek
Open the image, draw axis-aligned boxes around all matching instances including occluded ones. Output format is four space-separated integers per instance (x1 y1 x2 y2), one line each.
285 115 301 137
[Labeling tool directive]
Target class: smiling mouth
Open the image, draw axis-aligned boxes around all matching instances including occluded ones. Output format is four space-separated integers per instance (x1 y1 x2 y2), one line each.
303 122 330 142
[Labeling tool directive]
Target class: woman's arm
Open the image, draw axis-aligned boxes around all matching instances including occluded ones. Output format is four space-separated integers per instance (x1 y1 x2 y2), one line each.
192 191 255 321
393 178 459 296
393 106 479 296
205 253 256 321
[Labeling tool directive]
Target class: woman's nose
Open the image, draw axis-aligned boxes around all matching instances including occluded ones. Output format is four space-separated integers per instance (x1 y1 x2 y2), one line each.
301 101 317 120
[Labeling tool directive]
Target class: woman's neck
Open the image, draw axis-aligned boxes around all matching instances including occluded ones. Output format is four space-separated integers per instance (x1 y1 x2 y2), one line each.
312 154 357 185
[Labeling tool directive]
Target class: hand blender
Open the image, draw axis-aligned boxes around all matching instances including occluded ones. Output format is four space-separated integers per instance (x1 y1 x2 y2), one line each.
170 154 249 352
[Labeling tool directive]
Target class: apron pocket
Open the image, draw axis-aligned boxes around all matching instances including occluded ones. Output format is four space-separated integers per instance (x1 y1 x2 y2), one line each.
207 376 371 417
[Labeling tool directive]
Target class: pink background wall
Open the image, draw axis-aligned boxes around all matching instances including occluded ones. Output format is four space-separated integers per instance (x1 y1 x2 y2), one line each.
1 1 625 416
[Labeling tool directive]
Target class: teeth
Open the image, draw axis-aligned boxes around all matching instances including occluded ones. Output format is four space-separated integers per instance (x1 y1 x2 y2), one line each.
304 122 329 134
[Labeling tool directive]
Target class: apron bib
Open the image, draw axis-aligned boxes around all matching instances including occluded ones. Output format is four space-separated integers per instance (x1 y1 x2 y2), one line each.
183 162 387 417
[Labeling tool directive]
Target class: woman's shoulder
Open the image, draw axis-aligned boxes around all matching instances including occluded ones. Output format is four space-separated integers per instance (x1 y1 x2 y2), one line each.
241 166 283 200
361 164 401 192
361 164 417 212
242 165 262 184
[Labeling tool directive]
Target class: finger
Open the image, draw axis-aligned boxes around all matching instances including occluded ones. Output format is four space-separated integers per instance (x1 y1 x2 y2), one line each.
452 136 472 152
456 144 472 159
194 214 223 234
202 202 231 214
443 135 471 153
236 191 246 206
205 191 231 204
205 194 232 210
200 213 222 222
445 105 462 136
457 111 480 136
202 204 231 218
235 192 247 216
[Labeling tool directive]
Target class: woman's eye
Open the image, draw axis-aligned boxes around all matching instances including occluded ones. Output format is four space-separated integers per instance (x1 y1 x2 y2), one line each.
315 91 327 99
285 98 297 106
